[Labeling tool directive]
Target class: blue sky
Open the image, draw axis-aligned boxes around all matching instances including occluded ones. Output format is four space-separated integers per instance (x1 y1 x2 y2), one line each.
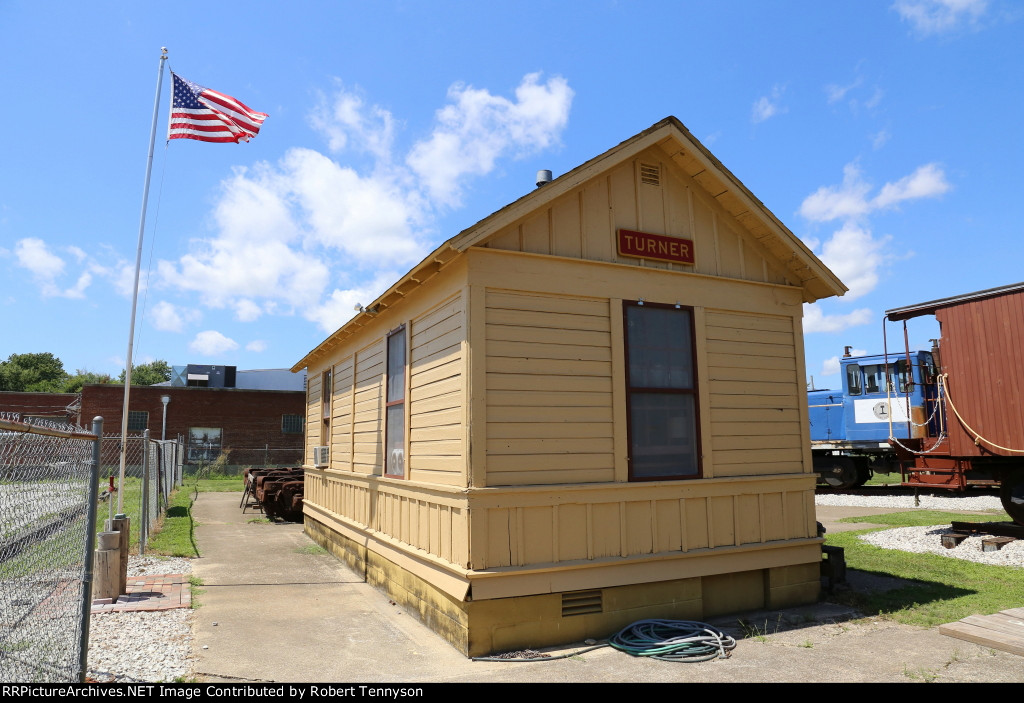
1 0 1020 390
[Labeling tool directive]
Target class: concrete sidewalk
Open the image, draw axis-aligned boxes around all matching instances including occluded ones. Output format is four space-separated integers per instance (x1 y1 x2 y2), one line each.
188 491 1024 683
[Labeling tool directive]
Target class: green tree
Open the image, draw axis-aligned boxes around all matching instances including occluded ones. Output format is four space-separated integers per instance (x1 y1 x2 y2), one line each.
0 352 69 392
118 360 172 386
63 369 115 393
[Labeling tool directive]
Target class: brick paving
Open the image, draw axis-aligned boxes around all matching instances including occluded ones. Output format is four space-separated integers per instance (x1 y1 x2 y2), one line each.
91 574 191 613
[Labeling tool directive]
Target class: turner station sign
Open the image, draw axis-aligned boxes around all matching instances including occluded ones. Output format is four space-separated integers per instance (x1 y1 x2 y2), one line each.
617 229 695 265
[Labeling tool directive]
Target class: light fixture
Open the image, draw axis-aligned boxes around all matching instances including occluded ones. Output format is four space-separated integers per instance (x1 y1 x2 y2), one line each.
637 297 644 306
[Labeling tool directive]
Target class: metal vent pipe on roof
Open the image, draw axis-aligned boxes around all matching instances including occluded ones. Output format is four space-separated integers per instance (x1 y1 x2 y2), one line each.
536 169 553 187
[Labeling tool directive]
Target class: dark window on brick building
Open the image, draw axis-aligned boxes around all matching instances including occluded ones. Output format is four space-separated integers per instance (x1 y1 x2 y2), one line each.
282 414 304 434
127 411 149 432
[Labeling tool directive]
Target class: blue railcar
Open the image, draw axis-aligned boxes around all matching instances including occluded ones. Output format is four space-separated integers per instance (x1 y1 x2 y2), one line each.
809 350 937 488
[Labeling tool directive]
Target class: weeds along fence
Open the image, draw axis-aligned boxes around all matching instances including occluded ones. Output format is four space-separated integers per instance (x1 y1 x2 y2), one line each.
0 415 103 683
99 431 183 554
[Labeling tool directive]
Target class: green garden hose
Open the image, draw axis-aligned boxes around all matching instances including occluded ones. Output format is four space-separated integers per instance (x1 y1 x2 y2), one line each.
608 619 736 662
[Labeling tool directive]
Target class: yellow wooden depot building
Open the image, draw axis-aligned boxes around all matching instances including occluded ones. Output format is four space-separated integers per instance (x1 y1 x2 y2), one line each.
292 117 846 656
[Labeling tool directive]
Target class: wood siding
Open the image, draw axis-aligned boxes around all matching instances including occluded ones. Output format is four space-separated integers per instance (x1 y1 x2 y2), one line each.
936 290 1024 457
705 310 804 476
409 294 465 485
483 147 793 290
468 478 816 570
484 289 615 486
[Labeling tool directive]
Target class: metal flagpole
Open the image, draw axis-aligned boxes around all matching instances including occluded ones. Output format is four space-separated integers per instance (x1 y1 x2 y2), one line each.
118 47 168 513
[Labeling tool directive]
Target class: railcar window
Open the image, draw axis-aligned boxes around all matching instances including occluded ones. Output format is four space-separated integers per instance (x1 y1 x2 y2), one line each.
846 364 862 395
896 359 911 393
863 364 887 394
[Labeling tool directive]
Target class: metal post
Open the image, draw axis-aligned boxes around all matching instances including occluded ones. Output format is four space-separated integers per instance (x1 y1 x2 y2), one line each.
141 429 150 555
117 46 168 513
78 416 104 684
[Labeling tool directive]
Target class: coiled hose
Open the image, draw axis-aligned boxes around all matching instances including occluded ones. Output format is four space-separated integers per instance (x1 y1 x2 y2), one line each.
609 619 736 662
471 618 736 663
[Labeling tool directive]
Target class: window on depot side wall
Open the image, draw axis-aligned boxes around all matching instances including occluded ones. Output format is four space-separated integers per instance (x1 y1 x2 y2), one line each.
385 326 406 478
624 301 701 480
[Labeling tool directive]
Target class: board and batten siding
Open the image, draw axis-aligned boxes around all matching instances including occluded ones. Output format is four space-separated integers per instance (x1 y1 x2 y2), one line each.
483 147 793 290
484 289 615 486
705 310 804 477
329 356 354 471
468 478 816 571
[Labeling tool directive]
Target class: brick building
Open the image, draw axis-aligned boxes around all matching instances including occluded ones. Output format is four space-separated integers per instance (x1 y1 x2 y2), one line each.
0 384 306 467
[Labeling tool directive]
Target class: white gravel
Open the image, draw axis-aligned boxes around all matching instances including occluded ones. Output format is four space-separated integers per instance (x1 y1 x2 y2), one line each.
86 556 195 683
815 491 1024 568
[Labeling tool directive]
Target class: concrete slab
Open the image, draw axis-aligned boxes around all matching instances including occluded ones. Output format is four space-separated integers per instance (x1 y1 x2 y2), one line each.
188 492 1024 683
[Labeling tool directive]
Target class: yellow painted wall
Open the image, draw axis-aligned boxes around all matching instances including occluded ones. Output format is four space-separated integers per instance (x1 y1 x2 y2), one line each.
484 146 794 289
300 143 820 605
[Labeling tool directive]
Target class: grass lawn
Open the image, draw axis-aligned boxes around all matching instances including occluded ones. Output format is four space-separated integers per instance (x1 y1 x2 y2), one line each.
825 509 1021 627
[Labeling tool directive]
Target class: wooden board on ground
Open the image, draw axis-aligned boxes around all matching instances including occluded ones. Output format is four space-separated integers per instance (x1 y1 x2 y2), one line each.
939 610 1024 657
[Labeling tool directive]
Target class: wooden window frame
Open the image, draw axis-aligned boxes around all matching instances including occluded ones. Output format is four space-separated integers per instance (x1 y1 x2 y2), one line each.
622 300 703 481
384 325 407 479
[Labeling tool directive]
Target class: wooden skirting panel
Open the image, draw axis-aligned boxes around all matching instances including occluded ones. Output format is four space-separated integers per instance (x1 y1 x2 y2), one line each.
305 515 820 657
467 475 818 571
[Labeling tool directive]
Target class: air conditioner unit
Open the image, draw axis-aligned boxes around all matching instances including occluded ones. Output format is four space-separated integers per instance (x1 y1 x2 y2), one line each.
313 446 329 467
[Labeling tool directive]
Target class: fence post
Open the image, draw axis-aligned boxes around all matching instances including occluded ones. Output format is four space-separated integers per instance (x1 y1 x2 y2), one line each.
78 415 104 684
141 429 150 555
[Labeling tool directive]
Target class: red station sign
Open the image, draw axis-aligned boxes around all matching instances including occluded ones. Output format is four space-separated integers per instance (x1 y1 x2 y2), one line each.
617 229 694 265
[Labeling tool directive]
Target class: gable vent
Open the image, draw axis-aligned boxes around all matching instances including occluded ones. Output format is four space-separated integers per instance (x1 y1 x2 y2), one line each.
561 589 603 617
640 163 661 186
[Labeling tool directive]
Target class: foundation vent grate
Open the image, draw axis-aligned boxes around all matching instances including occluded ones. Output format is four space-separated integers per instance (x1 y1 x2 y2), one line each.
561 589 603 617
640 163 661 186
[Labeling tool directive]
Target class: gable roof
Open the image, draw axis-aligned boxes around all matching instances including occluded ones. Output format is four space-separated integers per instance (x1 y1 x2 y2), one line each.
293 117 845 372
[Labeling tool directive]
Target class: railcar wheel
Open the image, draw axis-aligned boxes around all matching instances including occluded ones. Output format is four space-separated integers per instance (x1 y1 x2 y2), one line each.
820 458 858 489
1000 475 1024 526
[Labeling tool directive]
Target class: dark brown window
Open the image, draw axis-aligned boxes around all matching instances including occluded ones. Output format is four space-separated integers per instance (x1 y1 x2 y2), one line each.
623 301 701 480
384 326 406 478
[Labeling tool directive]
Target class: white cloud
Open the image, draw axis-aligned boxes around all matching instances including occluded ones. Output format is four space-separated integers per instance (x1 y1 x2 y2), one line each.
872 163 952 209
800 161 951 223
871 130 891 150
246 340 267 352
15 238 65 296
151 301 200 333
309 83 396 160
752 85 787 123
818 222 890 300
407 73 574 207
826 78 863 105
189 330 239 355
821 348 869 376
14 238 97 298
800 163 874 222
803 303 873 333
304 270 401 334
893 0 988 35
822 356 842 377
234 299 263 322
158 73 573 337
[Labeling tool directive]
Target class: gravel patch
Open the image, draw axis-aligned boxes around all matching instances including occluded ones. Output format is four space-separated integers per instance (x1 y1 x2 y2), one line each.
86 556 195 683
815 491 1023 568
860 525 1024 568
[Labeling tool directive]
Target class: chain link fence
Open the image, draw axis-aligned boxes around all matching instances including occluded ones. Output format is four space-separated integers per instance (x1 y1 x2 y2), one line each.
0 414 102 683
98 432 183 554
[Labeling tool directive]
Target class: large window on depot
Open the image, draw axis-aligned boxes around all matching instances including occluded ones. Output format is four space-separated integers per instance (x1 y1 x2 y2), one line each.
624 301 701 480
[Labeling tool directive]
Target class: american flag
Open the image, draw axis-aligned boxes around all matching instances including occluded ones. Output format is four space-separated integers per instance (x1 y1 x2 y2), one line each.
168 72 268 144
